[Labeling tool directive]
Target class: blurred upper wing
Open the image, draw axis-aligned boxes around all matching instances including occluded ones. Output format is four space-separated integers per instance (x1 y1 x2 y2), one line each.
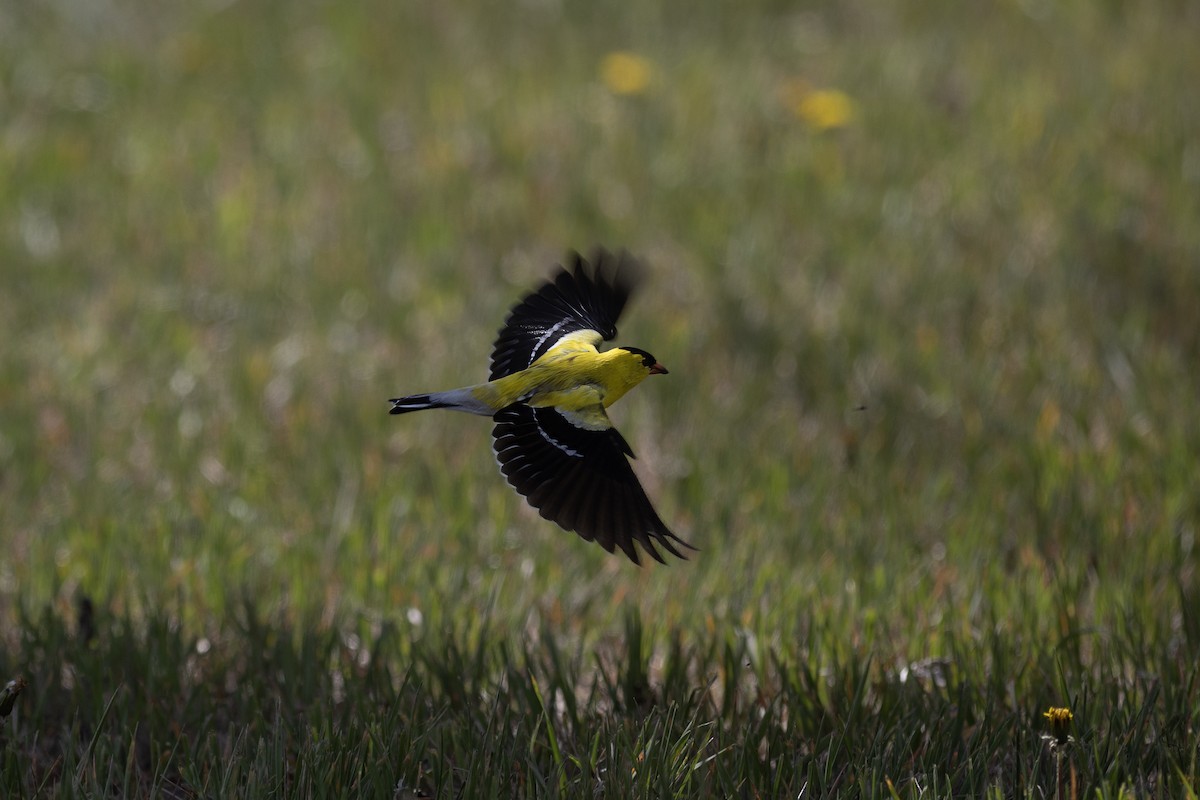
492 403 692 564
489 249 639 380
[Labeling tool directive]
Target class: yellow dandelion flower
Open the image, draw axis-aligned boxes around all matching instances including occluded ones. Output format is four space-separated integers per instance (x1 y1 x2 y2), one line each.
601 52 654 96
1043 706 1075 796
784 82 857 130
1043 706 1074 745
1044 706 1073 724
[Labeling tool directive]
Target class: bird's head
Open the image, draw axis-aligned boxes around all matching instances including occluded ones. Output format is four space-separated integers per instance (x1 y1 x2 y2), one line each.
620 347 669 376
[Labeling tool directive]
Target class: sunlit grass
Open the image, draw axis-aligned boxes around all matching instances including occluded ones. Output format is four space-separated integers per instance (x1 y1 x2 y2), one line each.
3 0 1199 796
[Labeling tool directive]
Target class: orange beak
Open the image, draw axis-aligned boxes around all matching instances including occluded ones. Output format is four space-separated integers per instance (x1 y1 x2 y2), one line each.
649 363 669 375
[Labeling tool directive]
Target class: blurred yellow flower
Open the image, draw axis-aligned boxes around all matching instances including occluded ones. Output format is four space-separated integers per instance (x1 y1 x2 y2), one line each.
783 81 857 130
601 52 654 96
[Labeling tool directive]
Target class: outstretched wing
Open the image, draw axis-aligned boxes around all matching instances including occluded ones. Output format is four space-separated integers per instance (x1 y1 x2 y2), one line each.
489 249 640 380
492 403 693 565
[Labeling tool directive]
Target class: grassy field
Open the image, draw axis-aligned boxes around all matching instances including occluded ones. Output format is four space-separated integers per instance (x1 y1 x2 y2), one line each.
3 0 1200 796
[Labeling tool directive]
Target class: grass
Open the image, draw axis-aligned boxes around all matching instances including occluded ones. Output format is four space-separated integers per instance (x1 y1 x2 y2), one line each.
3 0 1199 796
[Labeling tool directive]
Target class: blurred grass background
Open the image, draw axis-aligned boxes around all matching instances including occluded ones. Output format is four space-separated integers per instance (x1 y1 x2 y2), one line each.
3 0 1199 795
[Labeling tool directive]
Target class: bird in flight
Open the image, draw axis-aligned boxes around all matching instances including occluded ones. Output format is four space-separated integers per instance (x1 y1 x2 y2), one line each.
389 249 693 564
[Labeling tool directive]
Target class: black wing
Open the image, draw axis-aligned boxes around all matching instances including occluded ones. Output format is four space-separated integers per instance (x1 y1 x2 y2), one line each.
489 249 640 380
492 404 693 565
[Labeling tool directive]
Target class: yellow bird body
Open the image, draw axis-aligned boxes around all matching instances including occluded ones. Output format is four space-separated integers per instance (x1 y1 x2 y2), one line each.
474 332 655 414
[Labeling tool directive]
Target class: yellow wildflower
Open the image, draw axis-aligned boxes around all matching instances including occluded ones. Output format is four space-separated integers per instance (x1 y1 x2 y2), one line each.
1043 706 1076 798
783 80 857 130
1043 706 1074 746
601 52 654 96
799 89 856 129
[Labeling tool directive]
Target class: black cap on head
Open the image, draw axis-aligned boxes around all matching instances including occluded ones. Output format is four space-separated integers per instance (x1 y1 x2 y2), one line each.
621 347 658 368
622 347 668 374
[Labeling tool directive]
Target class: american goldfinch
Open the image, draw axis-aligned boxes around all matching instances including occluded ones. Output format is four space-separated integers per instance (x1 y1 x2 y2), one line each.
389 249 693 564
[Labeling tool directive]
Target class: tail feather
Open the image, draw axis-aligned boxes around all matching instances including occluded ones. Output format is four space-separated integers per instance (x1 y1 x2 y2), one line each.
387 387 496 416
388 394 450 415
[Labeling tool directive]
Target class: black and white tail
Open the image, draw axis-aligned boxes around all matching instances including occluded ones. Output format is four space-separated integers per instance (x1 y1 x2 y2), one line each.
388 387 495 416
388 394 450 415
